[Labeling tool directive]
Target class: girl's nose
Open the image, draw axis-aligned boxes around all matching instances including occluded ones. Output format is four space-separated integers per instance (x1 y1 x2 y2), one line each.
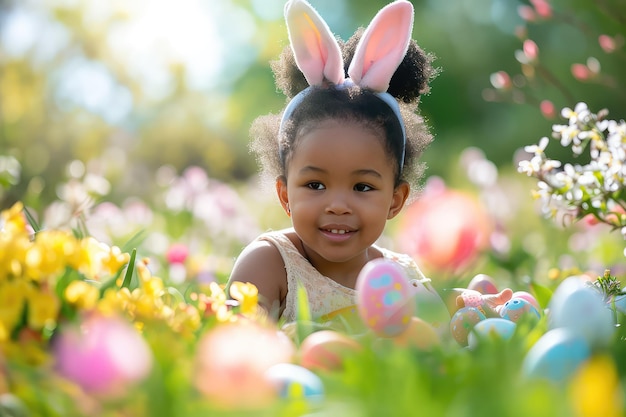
325 192 352 215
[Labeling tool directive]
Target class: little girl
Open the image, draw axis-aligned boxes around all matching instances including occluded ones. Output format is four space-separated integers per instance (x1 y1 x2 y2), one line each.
228 0 449 327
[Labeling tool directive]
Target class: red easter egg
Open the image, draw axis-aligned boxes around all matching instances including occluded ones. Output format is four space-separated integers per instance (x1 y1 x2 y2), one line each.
356 259 415 337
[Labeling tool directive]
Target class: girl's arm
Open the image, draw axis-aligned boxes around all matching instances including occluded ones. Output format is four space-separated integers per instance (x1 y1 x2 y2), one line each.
227 240 288 319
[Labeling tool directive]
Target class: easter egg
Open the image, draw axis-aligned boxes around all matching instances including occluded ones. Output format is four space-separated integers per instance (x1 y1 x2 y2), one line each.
194 321 296 409
467 318 516 349
356 259 415 337
548 284 615 346
299 330 362 372
511 290 541 311
265 363 324 402
500 297 541 324
392 316 441 350
467 274 498 294
449 307 486 346
522 328 591 383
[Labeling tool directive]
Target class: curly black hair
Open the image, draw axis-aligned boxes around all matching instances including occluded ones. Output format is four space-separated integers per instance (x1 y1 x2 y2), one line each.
250 27 439 200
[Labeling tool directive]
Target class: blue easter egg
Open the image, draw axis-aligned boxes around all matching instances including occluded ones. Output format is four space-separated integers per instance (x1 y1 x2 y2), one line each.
548 284 615 346
467 318 516 349
500 297 541 323
522 328 591 383
265 363 324 401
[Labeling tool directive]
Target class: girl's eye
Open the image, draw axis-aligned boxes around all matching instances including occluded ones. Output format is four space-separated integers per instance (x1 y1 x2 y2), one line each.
354 183 373 192
306 182 325 190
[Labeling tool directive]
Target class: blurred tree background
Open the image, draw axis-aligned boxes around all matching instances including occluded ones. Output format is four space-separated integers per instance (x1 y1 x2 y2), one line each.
0 0 624 211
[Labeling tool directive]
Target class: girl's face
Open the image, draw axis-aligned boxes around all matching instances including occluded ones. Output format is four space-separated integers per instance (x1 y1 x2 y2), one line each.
277 119 409 266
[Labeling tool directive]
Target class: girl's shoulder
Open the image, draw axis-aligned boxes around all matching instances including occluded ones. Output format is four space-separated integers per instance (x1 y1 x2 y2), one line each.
255 228 302 254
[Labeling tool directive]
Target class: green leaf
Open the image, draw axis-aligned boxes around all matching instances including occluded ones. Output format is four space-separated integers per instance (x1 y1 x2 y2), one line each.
530 281 553 309
164 287 186 305
295 282 314 345
22 206 41 234
121 229 147 253
121 248 137 289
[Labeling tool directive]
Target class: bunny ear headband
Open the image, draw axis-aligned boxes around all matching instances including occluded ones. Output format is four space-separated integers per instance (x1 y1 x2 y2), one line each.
280 0 414 170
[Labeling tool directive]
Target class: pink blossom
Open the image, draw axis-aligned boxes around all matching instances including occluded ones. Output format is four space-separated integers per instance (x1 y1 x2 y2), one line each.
166 243 189 264
571 63 591 81
517 5 537 22
523 39 539 61
530 0 552 18
540 100 556 119
490 71 512 90
53 314 153 397
598 35 617 53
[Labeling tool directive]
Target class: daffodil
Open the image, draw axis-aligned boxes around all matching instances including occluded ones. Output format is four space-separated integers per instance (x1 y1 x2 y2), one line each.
569 355 623 417
229 281 259 316
0 279 29 333
26 290 60 330
64 280 100 310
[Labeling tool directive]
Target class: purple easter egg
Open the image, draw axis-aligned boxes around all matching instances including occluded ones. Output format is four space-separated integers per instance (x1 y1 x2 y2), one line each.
467 274 498 294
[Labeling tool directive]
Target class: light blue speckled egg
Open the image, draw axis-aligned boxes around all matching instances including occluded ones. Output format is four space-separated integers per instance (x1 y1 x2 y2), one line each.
467 318 516 349
522 328 591 383
265 363 324 401
500 297 541 324
548 284 615 346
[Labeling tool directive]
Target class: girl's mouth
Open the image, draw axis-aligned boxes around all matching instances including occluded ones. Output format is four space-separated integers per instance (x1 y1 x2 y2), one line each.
320 228 355 241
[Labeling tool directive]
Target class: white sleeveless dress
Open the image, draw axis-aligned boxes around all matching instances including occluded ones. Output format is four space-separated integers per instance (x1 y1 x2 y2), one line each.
257 230 450 330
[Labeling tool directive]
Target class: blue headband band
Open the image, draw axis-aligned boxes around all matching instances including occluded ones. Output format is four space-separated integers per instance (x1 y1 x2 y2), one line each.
278 82 407 172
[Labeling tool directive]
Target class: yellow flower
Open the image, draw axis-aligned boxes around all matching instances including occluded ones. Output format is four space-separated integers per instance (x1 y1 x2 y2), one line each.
100 245 130 276
569 355 623 417
0 320 8 342
229 281 259 316
64 280 100 310
25 230 77 281
0 280 30 332
27 289 60 330
69 237 115 280
0 202 27 236
207 282 231 322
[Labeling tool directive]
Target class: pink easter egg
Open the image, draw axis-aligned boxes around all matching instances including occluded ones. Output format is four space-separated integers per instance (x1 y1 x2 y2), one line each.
356 259 415 337
467 274 498 294
512 291 541 311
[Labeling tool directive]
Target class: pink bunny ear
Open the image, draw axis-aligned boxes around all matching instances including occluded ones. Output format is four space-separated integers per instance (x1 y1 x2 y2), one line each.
348 0 414 92
284 0 345 86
